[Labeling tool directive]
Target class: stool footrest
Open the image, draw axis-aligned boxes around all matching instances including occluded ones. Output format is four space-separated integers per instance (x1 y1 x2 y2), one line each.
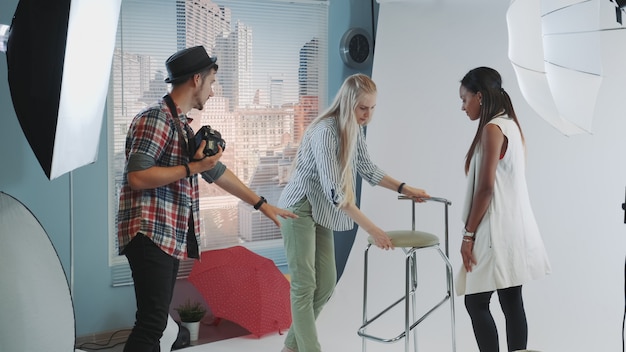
358 330 406 344
358 293 453 344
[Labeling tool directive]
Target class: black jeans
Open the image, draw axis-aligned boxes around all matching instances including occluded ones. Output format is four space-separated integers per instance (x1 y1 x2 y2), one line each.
464 285 528 352
123 234 180 352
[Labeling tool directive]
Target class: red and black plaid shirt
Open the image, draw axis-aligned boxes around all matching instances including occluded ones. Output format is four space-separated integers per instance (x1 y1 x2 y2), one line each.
117 98 200 260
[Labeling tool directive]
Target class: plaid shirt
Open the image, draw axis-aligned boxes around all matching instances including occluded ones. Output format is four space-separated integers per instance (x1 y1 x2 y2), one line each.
117 98 200 260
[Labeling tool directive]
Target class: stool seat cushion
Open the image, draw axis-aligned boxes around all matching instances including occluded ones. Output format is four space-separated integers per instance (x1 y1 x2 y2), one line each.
368 230 440 248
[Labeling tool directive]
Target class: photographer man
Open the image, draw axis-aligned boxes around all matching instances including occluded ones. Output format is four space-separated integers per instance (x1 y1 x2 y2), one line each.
117 46 297 352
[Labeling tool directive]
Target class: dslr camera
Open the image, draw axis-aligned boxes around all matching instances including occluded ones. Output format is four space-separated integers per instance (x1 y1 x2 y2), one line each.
193 125 226 157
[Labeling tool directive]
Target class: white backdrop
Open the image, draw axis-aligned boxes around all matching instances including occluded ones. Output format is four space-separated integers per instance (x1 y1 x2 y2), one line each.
314 0 626 351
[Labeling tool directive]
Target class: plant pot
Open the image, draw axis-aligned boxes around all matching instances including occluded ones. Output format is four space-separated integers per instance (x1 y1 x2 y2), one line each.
181 321 200 341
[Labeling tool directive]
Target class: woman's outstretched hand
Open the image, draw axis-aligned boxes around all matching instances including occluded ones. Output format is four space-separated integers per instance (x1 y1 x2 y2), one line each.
368 226 394 250
401 185 430 203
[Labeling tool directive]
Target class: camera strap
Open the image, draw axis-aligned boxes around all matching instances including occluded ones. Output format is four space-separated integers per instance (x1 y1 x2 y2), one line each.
163 94 195 159
163 95 199 254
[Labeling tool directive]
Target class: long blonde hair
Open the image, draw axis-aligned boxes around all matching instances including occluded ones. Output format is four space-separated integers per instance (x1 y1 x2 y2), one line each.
308 73 376 207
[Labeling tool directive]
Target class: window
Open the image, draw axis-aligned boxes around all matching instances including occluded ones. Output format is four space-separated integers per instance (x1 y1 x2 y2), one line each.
108 0 328 285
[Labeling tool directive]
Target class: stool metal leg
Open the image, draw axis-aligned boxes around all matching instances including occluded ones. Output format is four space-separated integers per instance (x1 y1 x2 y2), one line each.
438 247 457 352
360 244 456 352
403 248 421 352
404 251 411 352
409 250 418 352
360 196 457 352
361 244 414 349
362 244 371 352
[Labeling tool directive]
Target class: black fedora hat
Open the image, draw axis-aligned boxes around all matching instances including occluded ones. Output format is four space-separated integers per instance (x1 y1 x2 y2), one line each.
164 46 217 84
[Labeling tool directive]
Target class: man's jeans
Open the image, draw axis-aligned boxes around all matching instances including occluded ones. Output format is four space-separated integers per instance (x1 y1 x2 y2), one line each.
123 233 180 352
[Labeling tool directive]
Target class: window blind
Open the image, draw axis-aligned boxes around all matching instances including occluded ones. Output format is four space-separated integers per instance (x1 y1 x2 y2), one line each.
108 0 328 285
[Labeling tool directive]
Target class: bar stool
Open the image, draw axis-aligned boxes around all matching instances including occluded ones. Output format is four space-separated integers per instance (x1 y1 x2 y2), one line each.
357 196 456 352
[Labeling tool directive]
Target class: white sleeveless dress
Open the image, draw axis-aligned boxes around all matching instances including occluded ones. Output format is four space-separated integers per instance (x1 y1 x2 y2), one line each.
456 116 551 295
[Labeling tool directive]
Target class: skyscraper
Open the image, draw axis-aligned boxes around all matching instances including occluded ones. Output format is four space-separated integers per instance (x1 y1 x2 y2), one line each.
298 37 320 97
294 37 321 144
270 76 285 107
176 0 230 52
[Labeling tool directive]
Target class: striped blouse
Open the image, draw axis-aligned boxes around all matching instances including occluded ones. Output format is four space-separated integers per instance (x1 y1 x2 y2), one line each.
278 117 385 231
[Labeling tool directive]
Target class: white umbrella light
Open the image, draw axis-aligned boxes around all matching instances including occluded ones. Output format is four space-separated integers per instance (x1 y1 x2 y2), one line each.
507 0 626 136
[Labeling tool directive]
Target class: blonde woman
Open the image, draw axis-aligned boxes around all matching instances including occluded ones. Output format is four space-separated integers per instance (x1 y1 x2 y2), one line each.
278 73 430 352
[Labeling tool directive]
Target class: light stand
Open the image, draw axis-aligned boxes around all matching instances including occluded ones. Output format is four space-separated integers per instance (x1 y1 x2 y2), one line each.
622 187 625 352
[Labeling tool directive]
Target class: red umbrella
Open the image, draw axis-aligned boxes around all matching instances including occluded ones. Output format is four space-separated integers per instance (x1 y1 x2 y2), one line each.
188 246 292 337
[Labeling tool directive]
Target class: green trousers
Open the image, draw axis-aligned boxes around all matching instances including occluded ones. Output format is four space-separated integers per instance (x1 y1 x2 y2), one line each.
281 197 336 352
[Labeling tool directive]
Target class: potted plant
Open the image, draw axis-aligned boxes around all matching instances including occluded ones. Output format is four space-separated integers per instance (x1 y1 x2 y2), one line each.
175 299 207 341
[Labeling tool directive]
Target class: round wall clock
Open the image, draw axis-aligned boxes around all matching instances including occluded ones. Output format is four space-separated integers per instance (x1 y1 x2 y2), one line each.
339 27 373 69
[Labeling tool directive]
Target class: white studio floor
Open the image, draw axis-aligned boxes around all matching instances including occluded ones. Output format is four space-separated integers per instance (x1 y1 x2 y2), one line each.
185 332 285 352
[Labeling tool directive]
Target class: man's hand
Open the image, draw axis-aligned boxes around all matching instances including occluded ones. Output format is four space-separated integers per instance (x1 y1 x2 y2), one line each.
257 202 298 227
193 142 223 173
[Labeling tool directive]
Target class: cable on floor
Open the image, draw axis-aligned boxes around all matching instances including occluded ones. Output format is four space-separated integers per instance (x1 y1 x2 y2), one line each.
76 329 131 351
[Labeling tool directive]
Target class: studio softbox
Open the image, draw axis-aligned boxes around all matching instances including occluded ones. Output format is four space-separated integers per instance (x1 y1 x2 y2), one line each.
6 0 121 180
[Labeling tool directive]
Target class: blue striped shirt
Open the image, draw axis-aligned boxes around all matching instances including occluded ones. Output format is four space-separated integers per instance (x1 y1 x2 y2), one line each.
278 117 385 231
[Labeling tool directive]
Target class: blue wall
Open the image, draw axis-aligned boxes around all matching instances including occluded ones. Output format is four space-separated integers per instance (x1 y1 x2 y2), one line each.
0 0 376 336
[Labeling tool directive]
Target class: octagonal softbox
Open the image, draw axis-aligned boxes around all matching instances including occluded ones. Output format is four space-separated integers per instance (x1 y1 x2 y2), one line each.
6 0 121 179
